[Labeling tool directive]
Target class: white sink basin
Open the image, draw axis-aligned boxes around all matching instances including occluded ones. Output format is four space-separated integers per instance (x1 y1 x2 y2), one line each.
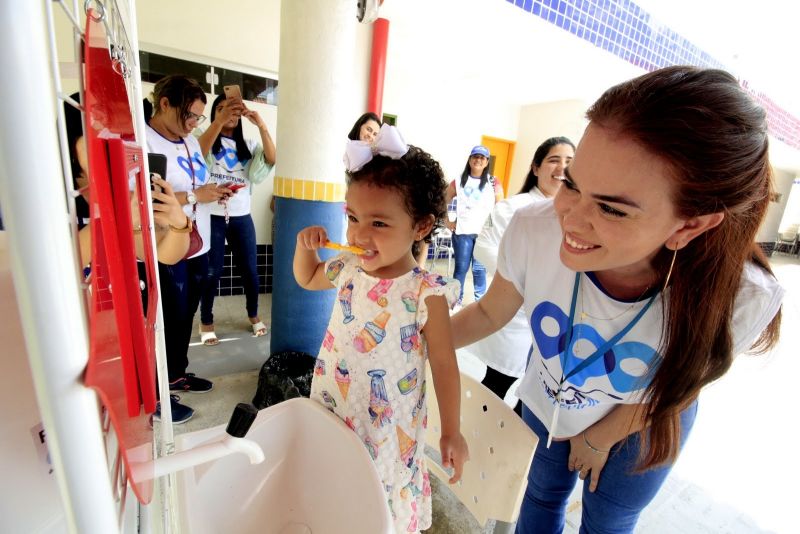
175 398 391 534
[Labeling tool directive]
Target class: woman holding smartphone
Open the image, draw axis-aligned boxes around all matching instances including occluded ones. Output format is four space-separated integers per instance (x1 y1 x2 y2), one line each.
196 90 276 345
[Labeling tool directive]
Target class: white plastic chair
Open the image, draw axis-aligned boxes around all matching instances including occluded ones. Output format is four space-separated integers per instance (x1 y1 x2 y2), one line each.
774 224 799 256
425 365 538 533
432 228 454 273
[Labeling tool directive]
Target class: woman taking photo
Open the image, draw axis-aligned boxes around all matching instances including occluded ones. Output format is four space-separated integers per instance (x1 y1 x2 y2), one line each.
445 145 503 305
452 66 783 532
196 93 276 344
146 74 229 423
472 136 575 408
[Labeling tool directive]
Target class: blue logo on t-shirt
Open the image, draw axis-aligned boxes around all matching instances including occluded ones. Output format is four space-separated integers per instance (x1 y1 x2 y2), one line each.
531 300 658 395
177 151 209 184
215 147 248 171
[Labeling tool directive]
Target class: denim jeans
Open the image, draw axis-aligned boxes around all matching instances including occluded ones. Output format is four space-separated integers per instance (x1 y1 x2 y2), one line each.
159 253 208 382
516 401 698 534
451 232 486 302
200 214 260 325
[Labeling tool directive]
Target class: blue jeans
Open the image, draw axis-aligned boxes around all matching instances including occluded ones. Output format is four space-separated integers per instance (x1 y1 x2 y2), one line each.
451 232 486 302
200 214 260 325
159 253 208 382
516 401 698 534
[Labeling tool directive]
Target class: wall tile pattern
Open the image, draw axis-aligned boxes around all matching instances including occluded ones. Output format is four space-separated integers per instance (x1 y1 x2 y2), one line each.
507 0 800 149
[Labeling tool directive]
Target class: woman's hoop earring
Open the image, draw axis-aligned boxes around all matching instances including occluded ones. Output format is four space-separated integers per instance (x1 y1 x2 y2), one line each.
662 245 678 292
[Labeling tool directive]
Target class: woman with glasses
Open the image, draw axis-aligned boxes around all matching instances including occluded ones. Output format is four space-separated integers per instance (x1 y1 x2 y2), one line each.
196 92 276 345
145 74 229 424
445 145 504 306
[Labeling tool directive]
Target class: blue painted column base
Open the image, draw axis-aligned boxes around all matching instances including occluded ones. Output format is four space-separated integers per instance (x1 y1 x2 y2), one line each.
270 196 344 356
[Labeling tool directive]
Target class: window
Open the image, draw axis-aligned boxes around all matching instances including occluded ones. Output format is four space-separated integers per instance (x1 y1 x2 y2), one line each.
139 51 278 105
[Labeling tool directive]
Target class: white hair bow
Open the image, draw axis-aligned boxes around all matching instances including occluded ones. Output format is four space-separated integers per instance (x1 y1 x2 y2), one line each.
343 124 409 172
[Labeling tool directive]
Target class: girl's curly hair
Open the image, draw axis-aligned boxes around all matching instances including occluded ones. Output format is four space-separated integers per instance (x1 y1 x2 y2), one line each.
346 145 447 258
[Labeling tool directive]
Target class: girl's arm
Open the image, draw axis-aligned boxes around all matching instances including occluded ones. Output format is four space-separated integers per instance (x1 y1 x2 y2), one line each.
423 294 470 483
450 272 524 348
444 181 457 231
569 403 650 493
243 109 276 166
293 225 335 290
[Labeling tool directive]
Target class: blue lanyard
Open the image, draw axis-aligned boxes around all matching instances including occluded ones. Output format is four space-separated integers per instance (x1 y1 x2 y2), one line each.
559 272 658 386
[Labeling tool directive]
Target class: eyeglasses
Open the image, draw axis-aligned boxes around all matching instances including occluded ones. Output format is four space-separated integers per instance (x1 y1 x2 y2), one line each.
185 111 206 125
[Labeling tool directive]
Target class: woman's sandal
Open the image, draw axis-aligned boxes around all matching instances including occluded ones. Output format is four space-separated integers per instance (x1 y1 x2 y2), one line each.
251 321 268 337
200 327 219 346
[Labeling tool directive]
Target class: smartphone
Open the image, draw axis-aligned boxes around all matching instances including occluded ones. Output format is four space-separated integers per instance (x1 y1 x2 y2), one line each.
223 84 242 101
147 152 167 203
228 183 246 193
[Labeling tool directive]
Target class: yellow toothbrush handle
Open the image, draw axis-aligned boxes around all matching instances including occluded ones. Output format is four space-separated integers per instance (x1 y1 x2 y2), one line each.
324 241 366 255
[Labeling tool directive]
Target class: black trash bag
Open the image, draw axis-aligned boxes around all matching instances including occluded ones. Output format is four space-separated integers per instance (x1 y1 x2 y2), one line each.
252 351 317 410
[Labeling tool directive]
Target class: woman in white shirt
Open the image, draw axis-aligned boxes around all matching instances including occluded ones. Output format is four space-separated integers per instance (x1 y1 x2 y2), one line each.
445 145 503 305
472 137 575 409
451 67 782 532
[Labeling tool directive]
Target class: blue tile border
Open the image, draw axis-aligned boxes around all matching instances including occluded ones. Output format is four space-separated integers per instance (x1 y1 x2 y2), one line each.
508 0 800 149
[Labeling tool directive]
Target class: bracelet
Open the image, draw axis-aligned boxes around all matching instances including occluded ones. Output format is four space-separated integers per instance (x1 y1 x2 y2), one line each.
169 216 192 233
583 430 611 454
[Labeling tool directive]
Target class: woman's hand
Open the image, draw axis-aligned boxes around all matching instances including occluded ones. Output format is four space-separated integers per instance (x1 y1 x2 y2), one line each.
296 225 328 250
151 177 189 228
194 183 228 203
568 431 610 493
440 432 470 484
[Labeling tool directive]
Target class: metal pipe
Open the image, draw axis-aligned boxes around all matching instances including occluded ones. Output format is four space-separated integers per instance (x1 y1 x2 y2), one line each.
0 1 118 532
367 18 390 116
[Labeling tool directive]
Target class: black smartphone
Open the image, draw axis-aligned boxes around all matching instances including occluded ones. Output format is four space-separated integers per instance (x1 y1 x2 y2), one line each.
147 152 167 203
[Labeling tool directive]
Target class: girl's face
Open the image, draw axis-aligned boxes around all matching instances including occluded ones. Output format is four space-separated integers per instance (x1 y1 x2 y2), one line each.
359 120 381 143
553 124 689 286
534 143 574 197
468 154 489 176
345 181 430 279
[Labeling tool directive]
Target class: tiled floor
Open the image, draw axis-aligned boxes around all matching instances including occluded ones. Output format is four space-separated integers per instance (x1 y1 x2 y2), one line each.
166 255 798 533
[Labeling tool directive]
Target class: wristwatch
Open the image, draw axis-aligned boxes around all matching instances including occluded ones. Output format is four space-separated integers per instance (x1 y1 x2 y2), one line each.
186 191 197 206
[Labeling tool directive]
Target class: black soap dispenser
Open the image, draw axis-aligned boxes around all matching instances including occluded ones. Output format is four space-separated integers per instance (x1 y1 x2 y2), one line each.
225 403 258 438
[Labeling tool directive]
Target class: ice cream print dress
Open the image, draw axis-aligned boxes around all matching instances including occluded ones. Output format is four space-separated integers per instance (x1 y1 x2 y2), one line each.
310 253 459 533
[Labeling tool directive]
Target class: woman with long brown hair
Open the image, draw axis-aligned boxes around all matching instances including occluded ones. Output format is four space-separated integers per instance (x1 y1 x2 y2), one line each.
451 66 783 532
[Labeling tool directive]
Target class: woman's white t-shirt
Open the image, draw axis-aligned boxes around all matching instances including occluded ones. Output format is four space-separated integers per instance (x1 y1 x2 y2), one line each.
145 125 211 258
497 201 784 438
454 175 497 235
198 134 273 218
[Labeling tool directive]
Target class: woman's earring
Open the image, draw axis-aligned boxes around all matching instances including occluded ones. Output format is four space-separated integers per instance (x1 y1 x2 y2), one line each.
662 245 678 292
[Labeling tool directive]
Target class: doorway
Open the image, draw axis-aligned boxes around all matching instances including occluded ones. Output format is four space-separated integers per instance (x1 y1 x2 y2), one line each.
481 136 516 197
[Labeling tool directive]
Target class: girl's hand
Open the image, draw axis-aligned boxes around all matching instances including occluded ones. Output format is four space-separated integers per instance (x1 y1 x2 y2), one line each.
568 432 610 493
440 432 470 484
216 98 245 123
151 177 189 228
242 109 266 129
296 225 328 250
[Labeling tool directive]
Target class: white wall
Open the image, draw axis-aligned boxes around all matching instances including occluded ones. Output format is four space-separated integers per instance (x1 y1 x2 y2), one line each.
509 99 589 195
377 0 643 180
757 169 795 242
136 0 281 74
0 233 67 533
